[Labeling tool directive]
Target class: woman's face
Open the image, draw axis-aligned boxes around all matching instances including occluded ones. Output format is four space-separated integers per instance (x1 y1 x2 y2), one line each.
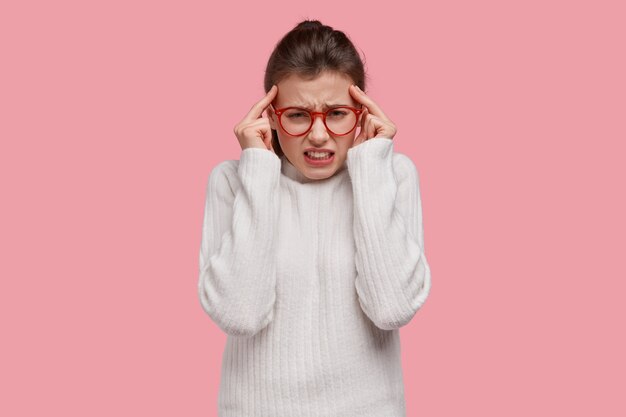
267 71 362 180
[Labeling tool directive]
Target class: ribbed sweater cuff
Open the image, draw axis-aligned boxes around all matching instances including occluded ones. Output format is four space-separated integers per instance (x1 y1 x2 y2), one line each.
238 148 281 189
346 138 396 215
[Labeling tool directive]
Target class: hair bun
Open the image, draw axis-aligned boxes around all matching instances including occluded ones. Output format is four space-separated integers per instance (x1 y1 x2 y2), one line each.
295 20 323 30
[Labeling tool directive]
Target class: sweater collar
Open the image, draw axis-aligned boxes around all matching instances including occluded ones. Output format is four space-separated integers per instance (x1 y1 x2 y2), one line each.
280 154 348 184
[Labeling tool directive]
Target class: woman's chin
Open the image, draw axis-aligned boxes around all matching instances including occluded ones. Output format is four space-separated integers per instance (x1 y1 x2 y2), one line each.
303 167 336 180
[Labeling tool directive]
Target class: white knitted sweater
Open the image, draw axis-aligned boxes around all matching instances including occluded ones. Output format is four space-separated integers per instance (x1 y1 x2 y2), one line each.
198 137 431 417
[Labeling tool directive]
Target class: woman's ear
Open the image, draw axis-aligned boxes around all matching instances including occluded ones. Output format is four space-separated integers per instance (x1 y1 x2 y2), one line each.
267 104 277 129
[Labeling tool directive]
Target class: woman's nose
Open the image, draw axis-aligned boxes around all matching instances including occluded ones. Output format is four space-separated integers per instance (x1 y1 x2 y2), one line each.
308 116 330 142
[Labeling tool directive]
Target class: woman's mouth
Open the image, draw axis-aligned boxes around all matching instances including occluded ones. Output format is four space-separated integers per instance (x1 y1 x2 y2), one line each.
304 150 335 166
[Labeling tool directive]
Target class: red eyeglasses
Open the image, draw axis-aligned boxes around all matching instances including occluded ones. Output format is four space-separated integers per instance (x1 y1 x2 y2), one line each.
270 103 363 137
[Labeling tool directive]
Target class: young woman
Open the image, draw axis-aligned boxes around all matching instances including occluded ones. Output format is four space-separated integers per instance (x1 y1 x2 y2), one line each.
198 19 431 416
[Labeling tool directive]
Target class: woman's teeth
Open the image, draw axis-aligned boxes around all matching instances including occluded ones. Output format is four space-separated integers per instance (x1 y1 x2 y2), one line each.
305 151 333 160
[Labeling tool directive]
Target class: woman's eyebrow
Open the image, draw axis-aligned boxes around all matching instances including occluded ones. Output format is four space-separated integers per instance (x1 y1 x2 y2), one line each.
289 103 351 109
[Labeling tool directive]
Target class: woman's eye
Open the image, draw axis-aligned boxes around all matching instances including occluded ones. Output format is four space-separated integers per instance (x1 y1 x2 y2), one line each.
287 112 307 118
329 110 348 117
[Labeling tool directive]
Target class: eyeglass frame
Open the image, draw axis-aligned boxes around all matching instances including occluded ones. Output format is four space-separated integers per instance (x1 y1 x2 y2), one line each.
269 103 364 137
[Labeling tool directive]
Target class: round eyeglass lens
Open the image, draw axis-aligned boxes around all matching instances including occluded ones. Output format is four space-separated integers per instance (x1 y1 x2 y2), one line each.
281 108 357 136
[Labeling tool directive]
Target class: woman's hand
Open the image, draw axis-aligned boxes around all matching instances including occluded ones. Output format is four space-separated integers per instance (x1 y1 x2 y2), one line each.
234 85 279 152
349 84 397 146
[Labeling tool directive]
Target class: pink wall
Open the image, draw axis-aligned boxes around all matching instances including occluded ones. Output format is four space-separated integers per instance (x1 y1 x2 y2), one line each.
1 1 624 416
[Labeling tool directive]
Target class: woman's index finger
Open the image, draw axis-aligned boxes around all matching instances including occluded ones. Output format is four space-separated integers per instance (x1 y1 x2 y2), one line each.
245 85 278 121
350 85 389 121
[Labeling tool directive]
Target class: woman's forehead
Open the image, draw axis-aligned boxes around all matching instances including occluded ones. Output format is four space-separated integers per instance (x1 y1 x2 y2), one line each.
276 75 356 108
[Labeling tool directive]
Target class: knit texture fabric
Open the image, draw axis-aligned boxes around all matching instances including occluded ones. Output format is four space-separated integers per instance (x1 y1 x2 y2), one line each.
198 138 431 417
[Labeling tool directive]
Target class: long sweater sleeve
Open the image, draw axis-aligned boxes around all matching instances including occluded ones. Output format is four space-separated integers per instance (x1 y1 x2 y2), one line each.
198 148 281 337
346 137 432 330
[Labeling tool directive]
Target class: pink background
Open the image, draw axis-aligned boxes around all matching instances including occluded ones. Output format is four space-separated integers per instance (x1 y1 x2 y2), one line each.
2 1 625 415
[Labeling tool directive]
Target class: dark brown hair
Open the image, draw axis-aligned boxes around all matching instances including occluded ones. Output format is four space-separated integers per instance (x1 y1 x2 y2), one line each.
263 19 368 158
